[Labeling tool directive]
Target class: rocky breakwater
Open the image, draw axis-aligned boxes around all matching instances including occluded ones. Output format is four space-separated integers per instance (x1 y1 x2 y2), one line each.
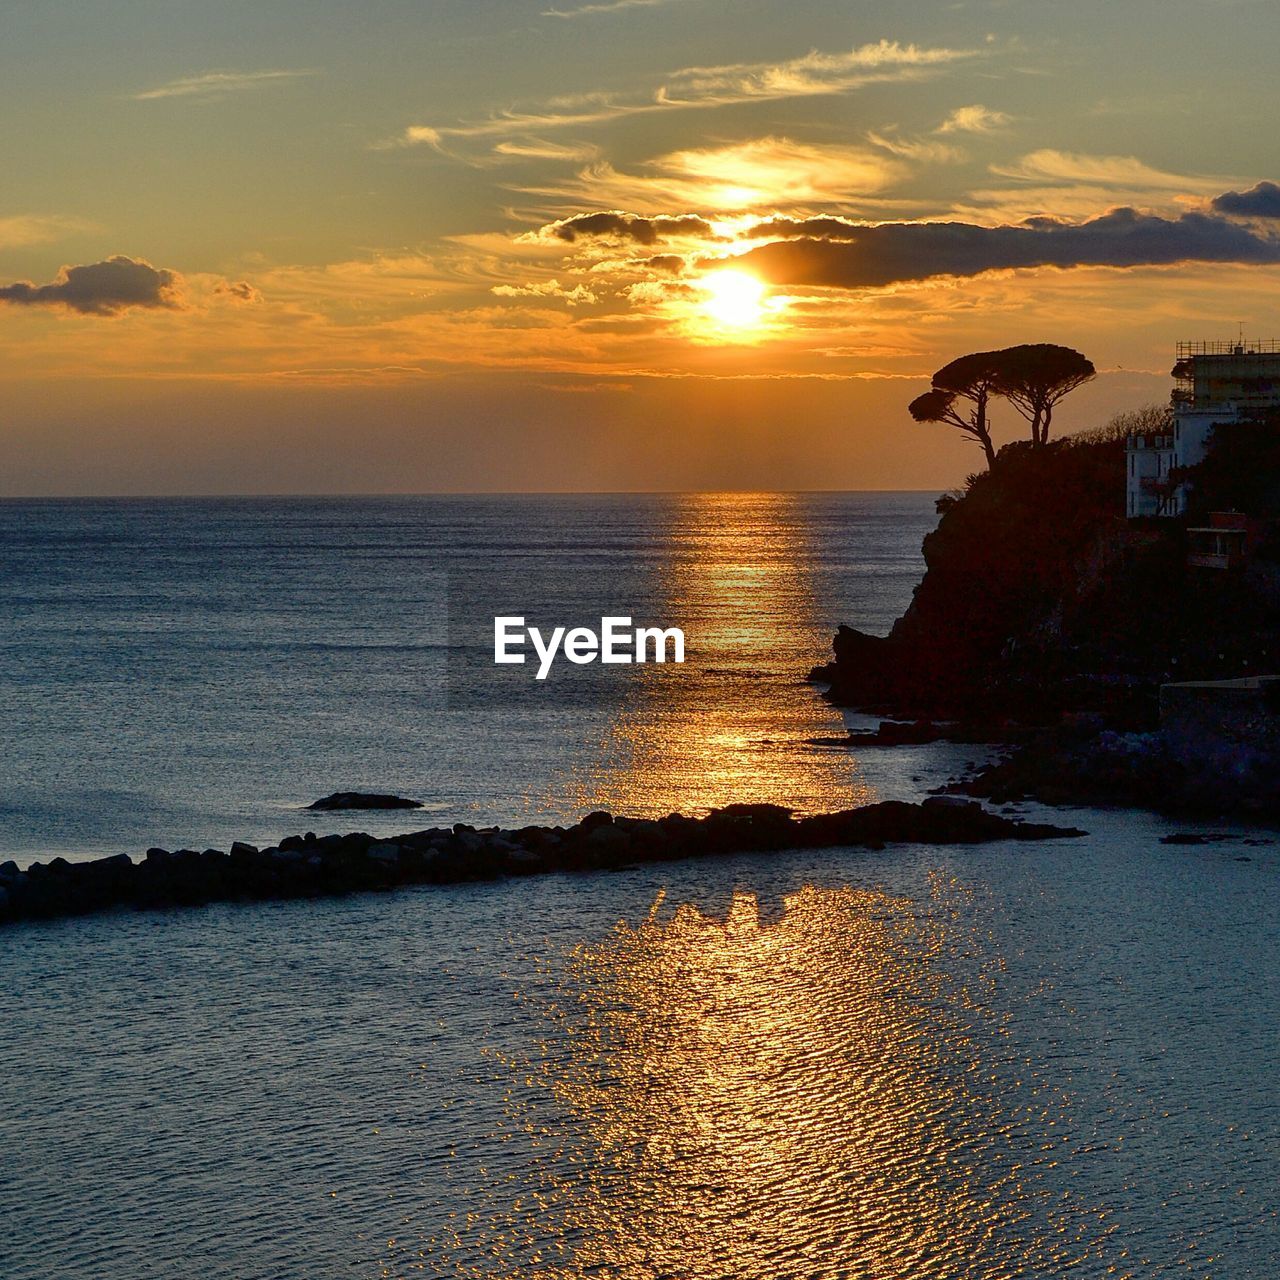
0 800 1083 928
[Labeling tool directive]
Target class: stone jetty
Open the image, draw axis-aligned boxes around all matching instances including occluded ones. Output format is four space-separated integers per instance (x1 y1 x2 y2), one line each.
0 799 1084 927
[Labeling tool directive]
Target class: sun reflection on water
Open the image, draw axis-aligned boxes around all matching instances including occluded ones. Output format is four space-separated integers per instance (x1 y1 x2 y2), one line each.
558 492 872 818
411 878 1117 1278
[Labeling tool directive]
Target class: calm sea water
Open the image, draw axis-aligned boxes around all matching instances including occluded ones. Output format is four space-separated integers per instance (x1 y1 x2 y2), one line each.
0 493 933 860
1 495 1277 1279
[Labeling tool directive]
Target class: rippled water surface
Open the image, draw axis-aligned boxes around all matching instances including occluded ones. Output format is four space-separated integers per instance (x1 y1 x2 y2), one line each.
0 493 932 858
2 494 1277 1277
2 823 1277 1278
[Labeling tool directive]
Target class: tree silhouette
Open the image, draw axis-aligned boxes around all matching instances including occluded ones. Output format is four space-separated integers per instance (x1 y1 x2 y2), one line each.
909 350 1005 468
992 344 1096 446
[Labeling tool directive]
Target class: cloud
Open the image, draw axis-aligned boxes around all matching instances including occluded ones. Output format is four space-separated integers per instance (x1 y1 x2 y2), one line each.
399 40 983 145
1212 181 1280 218
0 214 94 249
867 130 966 164
214 280 262 303
0 256 184 315
132 69 316 101
643 254 687 274
936 104 1011 134
492 138 601 163
492 279 598 303
521 137 910 215
991 149 1218 191
538 211 719 244
543 0 683 16
957 149 1244 222
726 207 1280 289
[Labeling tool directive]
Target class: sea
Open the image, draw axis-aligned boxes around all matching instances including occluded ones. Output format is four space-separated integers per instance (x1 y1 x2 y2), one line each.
1 494 1276 1279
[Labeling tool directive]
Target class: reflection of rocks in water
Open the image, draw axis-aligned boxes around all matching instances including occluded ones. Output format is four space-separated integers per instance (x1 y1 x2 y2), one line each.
426 880 1117 1279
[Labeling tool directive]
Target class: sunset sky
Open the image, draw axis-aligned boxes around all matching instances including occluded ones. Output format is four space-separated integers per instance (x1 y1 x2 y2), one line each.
4 0 1280 493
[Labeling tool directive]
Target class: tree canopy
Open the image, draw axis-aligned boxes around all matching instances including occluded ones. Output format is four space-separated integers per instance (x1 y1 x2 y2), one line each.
991 344 1096 446
909 350 1005 468
908 342 1096 468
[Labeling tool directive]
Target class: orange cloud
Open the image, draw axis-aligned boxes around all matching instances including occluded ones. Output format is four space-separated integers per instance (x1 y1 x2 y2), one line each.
519 137 911 215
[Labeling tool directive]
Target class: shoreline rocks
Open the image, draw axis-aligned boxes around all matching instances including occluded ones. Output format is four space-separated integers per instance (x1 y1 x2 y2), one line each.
0 799 1085 928
810 719 1034 749
952 725 1280 817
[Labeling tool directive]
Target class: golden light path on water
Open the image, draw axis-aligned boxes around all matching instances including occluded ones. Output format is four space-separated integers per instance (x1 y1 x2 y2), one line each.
395 495 1116 1276
559 492 874 818
412 878 1116 1277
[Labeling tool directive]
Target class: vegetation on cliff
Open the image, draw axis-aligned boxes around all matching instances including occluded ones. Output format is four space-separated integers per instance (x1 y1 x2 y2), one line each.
908 343 1096 469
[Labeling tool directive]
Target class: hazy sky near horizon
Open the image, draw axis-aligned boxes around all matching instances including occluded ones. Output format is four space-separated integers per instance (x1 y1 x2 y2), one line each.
4 0 1280 493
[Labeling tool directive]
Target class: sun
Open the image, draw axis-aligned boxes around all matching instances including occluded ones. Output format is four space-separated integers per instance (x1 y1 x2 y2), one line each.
700 268 768 329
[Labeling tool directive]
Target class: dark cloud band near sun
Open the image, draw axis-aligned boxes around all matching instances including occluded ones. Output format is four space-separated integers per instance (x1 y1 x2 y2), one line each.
533 199 1280 289
541 212 720 244
1212 181 1280 219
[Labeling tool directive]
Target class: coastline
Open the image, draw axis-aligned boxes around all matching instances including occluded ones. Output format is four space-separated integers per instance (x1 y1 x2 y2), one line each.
0 799 1083 928
812 435 1280 822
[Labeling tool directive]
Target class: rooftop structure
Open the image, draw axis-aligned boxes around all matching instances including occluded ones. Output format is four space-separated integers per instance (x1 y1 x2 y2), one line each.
1127 339 1280 519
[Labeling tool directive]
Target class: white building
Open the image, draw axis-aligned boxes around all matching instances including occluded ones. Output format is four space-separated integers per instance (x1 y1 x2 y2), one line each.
1126 340 1280 518
1125 429 1176 518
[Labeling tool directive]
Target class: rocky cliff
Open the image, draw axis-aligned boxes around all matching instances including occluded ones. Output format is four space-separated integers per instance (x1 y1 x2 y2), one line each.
814 435 1280 730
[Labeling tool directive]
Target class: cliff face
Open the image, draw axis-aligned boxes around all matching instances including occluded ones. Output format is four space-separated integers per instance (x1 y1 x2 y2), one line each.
816 436 1280 726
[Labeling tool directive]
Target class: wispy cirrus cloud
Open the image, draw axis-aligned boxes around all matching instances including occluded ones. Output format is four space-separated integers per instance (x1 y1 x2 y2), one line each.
991 149 1224 190
957 149 1244 222
399 40 984 148
0 213 96 249
867 130 966 165
518 137 910 216
132 69 317 101
543 0 685 17
491 138 602 163
937 104 1012 134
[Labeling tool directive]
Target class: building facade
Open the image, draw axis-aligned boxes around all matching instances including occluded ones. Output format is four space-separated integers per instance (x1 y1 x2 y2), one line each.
1126 340 1280 518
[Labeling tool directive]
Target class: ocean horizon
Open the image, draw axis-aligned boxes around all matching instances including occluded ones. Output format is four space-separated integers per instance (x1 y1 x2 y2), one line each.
3 491 1278 1279
0 491 939 862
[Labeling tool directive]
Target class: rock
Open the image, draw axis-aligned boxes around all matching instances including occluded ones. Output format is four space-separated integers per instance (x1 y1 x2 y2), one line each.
503 848 544 873
586 823 629 849
0 860 19 881
0 800 1086 927
707 803 793 823
307 792 424 811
